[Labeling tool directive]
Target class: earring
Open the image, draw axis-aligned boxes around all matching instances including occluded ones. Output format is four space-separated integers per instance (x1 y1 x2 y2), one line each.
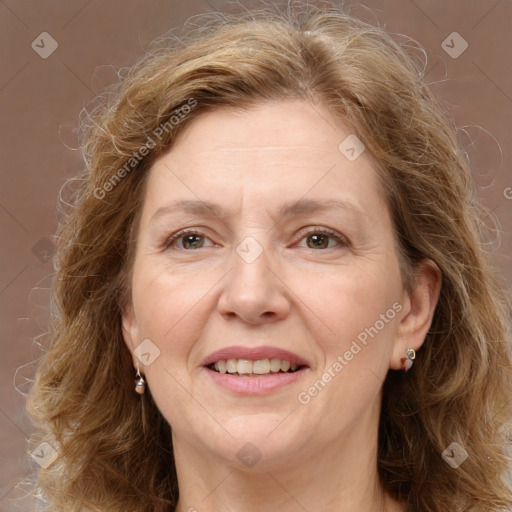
134 363 146 395
400 348 416 372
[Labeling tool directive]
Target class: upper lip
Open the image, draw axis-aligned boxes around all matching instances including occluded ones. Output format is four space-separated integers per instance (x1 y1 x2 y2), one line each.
202 345 310 367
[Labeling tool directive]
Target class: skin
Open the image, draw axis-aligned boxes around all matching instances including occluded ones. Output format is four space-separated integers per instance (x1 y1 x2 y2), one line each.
122 100 441 512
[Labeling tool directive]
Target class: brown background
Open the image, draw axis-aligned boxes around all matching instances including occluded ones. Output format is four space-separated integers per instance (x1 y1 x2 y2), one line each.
0 0 511 509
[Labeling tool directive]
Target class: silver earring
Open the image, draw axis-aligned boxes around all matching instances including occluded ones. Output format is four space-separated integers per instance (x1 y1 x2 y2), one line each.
401 348 416 372
135 363 146 395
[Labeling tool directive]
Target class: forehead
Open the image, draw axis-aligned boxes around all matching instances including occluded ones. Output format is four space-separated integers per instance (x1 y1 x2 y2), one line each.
141 100 388 222
167 99 355 159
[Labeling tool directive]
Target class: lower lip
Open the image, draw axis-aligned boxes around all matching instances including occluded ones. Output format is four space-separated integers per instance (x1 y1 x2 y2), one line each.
203 367 307 395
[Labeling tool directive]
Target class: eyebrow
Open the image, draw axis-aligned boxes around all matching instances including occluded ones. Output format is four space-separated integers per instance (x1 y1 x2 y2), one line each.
149 198 366 225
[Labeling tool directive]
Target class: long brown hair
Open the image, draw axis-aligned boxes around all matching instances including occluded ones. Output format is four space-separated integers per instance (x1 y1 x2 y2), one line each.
27 4 512 511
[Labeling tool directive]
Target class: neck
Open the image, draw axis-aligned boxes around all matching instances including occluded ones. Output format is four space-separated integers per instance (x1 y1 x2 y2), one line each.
171 401 404 512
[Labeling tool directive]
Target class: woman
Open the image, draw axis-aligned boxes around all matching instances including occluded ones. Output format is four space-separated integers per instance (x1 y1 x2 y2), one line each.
27 5 512 511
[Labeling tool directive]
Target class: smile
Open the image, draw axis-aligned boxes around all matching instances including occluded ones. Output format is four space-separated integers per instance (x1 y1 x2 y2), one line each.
202 345 309 394
209 358 302 376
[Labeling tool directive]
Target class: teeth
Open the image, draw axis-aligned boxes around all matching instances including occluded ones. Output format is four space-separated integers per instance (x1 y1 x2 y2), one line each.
226 359 238 373
253 359 271 374
210 358 301 375
237 359 253 374
270 358 281 372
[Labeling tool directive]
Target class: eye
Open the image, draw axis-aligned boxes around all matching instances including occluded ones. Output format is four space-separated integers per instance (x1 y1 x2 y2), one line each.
163 227 347 251
296 227 348 250
164 229 214 250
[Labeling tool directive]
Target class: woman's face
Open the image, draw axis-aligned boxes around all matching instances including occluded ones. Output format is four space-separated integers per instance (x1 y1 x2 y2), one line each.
123 100 411 471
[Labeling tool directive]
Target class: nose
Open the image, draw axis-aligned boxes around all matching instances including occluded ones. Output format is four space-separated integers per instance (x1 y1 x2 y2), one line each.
217 240 291 324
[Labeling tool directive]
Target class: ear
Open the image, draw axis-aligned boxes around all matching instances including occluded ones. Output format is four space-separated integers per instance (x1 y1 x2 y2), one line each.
390 259 442 370
122 302 140 368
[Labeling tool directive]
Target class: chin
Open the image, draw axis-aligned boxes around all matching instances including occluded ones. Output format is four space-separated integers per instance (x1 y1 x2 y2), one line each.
218 415 314 470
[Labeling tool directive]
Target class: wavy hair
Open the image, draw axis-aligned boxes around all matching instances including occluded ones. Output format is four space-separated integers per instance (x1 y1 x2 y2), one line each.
27 4 512 511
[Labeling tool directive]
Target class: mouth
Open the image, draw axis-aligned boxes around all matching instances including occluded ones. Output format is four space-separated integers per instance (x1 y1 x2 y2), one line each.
208 358 304 377
201 346 309 395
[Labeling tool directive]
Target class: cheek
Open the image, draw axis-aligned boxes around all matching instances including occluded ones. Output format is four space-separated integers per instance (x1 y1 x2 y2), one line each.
295 269 400 413
130 266 218 427
291 263 400 348
130 265 216 365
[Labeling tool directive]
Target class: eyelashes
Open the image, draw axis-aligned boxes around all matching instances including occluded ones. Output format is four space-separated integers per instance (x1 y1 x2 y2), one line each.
164 228 215 250
163 226 349 251
296 227 349 250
